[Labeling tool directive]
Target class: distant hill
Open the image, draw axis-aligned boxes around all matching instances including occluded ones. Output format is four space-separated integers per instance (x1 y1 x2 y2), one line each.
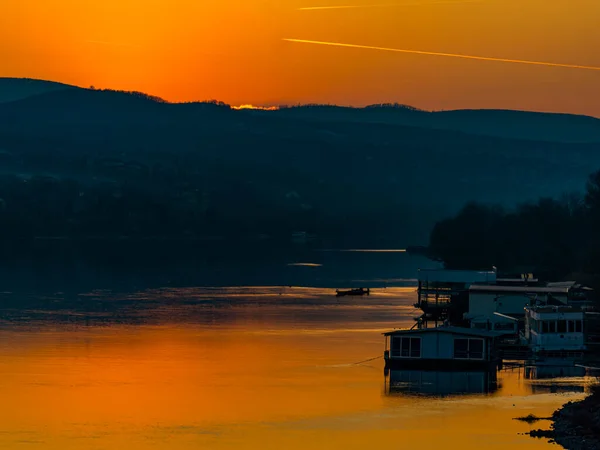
0 79 599 245
274 104 600 144
0 78 77 104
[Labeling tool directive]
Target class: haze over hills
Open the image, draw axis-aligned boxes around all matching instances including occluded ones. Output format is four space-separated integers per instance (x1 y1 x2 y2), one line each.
0 77 599 247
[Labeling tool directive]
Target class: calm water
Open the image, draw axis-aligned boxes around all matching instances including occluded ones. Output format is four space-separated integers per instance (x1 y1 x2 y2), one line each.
0 284 596 450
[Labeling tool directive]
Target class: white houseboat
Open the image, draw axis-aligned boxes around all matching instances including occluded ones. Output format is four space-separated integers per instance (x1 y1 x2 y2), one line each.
465 284 570 332
523 305 586 358
383 326 501 372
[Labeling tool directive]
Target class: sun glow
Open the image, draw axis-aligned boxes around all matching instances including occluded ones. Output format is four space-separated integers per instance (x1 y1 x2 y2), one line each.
232 104 280 111
2 0 600 115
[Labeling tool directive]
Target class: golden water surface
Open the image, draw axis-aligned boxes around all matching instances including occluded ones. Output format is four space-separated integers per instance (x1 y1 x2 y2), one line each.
0 287 591 449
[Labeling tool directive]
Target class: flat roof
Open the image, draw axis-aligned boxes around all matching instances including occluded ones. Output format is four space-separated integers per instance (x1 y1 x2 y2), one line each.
546 281 577 287
526 306 584 314
384 326 502 338
496 278 540 283
469 285 570 294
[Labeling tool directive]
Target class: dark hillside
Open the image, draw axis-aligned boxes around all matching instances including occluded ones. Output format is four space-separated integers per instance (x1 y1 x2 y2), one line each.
0 81 599 246
274 104 600 143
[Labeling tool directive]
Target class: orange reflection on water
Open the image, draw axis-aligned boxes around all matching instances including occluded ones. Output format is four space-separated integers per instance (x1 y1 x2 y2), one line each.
0 289 590 449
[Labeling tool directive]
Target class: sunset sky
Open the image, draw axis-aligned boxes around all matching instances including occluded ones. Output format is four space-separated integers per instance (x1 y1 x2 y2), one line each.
2 0 600 115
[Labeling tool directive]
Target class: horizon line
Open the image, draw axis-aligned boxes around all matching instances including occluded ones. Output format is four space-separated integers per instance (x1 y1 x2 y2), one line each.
2 77 600 118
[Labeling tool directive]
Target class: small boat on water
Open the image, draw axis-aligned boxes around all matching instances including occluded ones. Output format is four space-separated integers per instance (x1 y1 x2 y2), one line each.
336 287 370 297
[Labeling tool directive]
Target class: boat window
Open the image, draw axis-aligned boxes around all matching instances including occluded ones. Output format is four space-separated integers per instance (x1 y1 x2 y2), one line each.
557 320 567 333
548 321 557 333
454 339 469 358
469 339 484 359
391 337 421 358
410 338 421 358
576 321 583 333
567 320 574 332
453 338 484 359
542 321 549 333
401 338 411 357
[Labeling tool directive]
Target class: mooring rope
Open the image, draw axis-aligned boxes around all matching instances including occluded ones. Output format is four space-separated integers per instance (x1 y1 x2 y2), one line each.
352 355 383 365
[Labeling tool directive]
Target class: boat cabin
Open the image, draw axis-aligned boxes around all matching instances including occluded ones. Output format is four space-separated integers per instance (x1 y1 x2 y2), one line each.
467 311 519 336
383 326 501 371
523 306 586 357
466 284 569 317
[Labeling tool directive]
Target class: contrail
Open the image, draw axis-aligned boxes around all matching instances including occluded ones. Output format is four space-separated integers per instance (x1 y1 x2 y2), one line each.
283 38 600 71
299 1 479 10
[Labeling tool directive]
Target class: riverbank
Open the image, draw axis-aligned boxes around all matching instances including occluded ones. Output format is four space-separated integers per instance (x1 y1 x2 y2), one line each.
530 385 600 449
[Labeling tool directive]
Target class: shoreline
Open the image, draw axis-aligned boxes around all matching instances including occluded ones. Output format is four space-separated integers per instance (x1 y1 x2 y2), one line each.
530 385 600 449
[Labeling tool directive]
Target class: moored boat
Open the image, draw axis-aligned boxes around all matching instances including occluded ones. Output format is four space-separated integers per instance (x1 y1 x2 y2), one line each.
335 287 370 297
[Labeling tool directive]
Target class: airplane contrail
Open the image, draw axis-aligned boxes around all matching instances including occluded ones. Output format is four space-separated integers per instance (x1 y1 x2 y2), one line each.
298 1 479 10
283 38 600 71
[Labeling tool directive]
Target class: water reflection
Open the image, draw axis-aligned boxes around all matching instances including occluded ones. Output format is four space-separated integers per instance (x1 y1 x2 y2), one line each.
385 370 498 396
525 364 586 380
0 286 593 450
385 364 599 398
525 363 596 394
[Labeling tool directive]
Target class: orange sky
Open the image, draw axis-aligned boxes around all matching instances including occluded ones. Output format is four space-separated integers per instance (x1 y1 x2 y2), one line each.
1 0 600 115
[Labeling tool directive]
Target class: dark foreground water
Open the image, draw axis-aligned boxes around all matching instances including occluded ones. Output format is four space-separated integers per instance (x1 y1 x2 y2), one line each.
0 251 596 449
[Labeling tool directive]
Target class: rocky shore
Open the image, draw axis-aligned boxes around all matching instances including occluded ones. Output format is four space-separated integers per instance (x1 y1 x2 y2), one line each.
530 385 600 449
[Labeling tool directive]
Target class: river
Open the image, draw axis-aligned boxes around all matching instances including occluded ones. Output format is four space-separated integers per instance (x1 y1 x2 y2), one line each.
0 250 595 449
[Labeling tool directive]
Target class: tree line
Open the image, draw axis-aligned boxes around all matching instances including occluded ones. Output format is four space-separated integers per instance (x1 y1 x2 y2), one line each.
429 169 600 280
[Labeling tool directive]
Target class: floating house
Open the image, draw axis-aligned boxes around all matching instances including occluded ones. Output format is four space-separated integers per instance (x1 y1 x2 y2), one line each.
465 284 570 332
383 326 501 371
409 267 597 365
523 306 586 358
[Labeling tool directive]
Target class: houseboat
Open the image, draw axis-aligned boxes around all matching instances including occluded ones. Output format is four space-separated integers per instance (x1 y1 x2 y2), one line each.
523 305 586 359
383 326 501 372
465 284 569 331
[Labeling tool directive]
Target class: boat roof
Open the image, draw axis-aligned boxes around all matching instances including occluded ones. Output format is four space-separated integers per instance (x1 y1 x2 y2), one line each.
526 305 584 314
383 326 502 338
469 284 570 294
